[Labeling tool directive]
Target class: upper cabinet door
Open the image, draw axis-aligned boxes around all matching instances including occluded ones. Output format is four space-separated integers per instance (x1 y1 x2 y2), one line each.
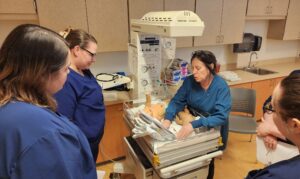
0 0 36 14
221 0 247 44
283 0 300 39
86 0 129 52
195 0 247 46
194 0 222 46
36 0 88 32
128 0 163 45
246 0 270 16
246 0 289 19
128 0 163 24
164 0 195 48
269 0 290 17
268 0 300 40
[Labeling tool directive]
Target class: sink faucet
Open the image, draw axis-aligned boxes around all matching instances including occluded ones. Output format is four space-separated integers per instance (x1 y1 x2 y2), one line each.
247 51 258 69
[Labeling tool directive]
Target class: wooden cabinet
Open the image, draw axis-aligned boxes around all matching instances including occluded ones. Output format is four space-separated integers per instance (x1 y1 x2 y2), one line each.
36 0 88 32
230 77 284 121
252 77 284 120
164 0 195 48
128 0 163 39
268 0 300 40
128 0 163 23
96 103 130 163
86 0 129 52
0 0 36 14
274 77 284 86
194 0 247 46
194 0 222 46
251 79 274 120
37 0 128 52
220 0 247 45
0 0 37 20
230 82 252 89
246 0 289 19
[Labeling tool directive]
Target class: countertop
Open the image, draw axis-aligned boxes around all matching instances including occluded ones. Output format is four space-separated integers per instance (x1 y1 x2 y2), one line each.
227 58 300 85
104 57 300 105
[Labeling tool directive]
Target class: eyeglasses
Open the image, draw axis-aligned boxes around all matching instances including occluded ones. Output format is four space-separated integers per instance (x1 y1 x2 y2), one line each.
263 105 276 114
81 47 96 58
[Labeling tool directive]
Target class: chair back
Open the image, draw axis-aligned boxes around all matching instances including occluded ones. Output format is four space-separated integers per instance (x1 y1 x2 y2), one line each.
230 88 256 117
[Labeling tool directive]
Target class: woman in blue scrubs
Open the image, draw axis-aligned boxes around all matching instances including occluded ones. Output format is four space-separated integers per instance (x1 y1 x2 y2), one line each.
247 73 300 179
55 29 105 162
257 70 300 150
0 24 96 178
162 50 231 179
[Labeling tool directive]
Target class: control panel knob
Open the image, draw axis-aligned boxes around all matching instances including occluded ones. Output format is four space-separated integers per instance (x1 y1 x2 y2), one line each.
141 80 148 86
142 66 148 73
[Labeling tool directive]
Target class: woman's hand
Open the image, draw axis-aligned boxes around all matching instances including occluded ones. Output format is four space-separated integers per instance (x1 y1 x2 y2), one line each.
263 135 278 150
161 119 171 129
176 123 194 140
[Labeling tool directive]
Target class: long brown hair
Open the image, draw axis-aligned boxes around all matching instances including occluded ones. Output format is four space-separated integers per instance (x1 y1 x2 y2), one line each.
0 24 69 110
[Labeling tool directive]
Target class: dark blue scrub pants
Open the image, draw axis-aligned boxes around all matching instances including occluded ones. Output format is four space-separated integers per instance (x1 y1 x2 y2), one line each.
89 133 103 162
207 158 214 179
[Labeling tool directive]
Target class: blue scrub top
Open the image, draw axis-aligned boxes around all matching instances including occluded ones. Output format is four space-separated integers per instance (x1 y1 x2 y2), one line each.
0 101 96 179
55 68 105 141
246 155 300 179
165 75 231 149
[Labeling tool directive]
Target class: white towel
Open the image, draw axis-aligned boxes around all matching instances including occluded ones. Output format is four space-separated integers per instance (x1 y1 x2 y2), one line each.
219 71 241 82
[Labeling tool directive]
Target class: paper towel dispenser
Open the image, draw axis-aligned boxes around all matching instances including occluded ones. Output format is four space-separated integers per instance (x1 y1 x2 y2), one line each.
233 33 262 53
253 35 262 51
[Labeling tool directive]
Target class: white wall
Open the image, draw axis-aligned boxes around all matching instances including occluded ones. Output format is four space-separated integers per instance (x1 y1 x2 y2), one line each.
90 44 236 74
236 20 300 67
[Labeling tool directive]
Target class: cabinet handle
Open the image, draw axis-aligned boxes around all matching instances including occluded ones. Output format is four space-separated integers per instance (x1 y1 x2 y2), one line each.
216 35 223 43
265 6 272 14
265 6 269 14
33 0 38 14
220 35 224 43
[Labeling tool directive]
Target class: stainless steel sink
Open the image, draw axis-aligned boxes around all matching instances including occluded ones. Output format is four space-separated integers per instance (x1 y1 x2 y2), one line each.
243 67 277 75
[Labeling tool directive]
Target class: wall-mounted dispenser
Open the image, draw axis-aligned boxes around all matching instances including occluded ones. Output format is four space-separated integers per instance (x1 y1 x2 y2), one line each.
233 33 262 53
